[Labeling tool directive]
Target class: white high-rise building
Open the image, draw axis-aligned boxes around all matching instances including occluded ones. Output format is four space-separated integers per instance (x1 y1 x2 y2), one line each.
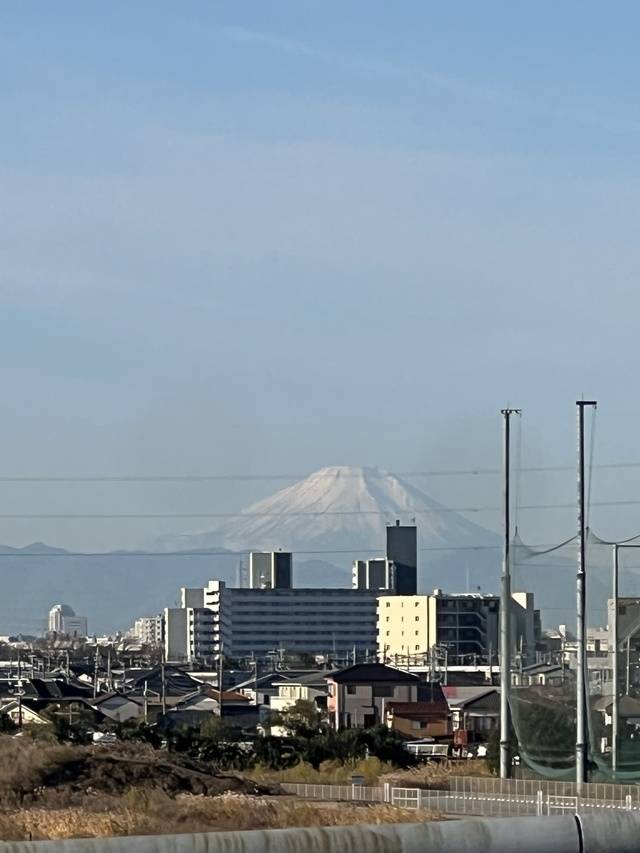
48 604 88 638
130 615 162 646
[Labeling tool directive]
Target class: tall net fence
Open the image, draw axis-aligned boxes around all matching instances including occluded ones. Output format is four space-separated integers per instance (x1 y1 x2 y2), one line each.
510 530 640 781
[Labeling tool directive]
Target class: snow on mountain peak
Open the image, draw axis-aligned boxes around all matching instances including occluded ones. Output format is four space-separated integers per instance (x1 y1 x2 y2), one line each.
170 465 498 554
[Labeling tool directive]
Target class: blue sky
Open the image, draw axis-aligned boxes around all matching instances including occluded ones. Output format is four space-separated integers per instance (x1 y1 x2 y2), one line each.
1 2 640 549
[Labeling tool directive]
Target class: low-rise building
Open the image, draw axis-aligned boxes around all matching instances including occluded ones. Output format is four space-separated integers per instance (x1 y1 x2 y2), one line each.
326 662 420 729
442 685 500 739
385 695 450 740
513 662 569 688
164 687 256 728
89 692 145 723
269 671 330 715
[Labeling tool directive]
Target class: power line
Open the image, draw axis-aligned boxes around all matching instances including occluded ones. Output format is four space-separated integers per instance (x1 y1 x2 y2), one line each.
0 544 502 558
4 459 640 482
2 498 640 519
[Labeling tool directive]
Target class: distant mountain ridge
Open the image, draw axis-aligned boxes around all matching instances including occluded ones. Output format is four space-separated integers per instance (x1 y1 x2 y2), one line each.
156 465 499 553
0 465 592 633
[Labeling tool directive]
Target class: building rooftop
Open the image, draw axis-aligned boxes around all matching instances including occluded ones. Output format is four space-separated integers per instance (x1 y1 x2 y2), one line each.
329 663 420 684
442 686 498 708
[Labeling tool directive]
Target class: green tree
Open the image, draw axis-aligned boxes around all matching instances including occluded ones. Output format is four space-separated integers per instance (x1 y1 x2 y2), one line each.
269 699 326 739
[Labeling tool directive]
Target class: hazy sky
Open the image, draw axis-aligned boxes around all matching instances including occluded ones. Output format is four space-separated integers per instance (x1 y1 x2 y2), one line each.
2 2 640 550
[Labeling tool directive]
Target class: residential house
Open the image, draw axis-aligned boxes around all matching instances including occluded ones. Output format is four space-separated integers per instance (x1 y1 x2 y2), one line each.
326 663 420 729
513 663 569 688
443 686 500 739
385 699 450 740
0 699 50 726
164 688 257 728
89 692 145 723
270 672 330 715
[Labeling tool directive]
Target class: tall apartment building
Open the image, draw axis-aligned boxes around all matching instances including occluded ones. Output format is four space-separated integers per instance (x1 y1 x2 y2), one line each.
249 551 292 589
204 581 378 660
164 586 216 662
163 574 379 662
352 522 417 594
352 558 390 591
48 604 88 638
386 521 417 595
377 590 537 666
130 615 162 646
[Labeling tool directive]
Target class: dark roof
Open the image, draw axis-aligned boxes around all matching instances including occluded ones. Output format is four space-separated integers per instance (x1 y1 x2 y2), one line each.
28 679 93 700
229 670 321 692
329 663 420 685
273 671 333 689
91 692 144 707
443 686 499 708
127 667 201 696
522 663 564 675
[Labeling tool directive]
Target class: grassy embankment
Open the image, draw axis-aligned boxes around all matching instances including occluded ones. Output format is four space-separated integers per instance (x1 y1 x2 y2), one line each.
0 738 488 839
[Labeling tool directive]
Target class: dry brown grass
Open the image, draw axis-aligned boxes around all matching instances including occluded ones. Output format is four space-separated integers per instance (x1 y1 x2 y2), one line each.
250 756 393 786
380 759 491 789
0 793 436 840
251 756 491 787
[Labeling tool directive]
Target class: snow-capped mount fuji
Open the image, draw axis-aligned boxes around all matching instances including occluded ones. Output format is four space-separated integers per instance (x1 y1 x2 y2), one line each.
158 466 501 590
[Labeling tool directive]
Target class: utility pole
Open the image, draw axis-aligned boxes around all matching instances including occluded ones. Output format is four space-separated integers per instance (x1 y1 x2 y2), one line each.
576 400 597 787
160 650 167 717
612 544 619 777
93 646 100 699
500 407 521 779
17 651 23 729
218 643 224 721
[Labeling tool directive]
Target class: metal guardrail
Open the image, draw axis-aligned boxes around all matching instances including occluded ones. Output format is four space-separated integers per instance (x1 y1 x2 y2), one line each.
446 775 640 804
281 782 387 802
281 777 640 819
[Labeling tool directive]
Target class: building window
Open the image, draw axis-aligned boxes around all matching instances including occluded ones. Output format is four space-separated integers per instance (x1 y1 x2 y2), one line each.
415 645 420 650
415 631 419 636
386 602 391 607
415 616 420 621
411 720 422 730
346 685 357 695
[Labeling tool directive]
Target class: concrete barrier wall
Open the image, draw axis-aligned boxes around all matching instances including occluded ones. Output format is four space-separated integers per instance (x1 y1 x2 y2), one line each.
1 814 639 853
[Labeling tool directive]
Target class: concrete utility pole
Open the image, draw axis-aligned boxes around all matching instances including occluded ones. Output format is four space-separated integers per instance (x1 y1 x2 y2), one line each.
160 651 167 717
218 642 224 721
576 400 597 787
93 646 99 699
500 407 521 779
612 544 619 777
